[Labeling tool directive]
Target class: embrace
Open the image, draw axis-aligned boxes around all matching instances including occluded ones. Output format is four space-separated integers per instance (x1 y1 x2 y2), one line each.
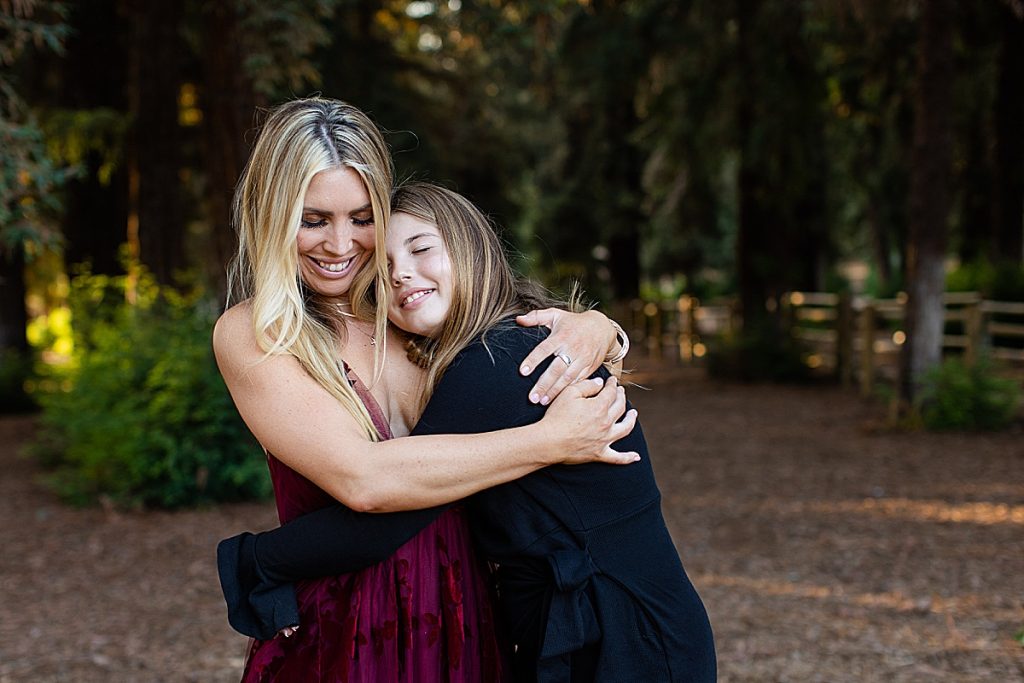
214 97 716 682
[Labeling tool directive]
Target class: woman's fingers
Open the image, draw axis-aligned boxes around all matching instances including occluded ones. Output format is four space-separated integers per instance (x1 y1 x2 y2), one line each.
528 352 583 405
517 309 562 377
571 376 605 398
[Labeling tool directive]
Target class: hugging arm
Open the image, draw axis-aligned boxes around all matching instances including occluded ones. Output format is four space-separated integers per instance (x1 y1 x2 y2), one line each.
218 341 620 639
218 504 447 640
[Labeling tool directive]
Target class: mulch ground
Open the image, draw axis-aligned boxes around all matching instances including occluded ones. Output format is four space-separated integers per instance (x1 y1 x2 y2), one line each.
1 365 1022 682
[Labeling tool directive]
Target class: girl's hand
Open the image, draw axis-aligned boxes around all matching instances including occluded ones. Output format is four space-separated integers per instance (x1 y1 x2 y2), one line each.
516 308 618 405
540 375 639 465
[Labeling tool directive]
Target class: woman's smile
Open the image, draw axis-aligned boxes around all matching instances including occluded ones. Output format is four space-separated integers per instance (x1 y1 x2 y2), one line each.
296 167 376 300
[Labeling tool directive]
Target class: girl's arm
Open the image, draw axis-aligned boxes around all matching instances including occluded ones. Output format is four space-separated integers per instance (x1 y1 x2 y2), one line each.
214 306 636 514
218 503 446 640
217 328 635 639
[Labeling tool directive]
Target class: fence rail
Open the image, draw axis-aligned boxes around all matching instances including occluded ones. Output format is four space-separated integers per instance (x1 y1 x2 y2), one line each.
614 292 1024 393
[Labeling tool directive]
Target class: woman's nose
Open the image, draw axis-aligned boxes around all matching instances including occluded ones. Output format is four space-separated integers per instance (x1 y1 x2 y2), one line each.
324 224 353 254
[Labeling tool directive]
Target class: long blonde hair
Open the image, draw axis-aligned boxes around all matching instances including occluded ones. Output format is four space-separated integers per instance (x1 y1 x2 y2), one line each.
227 97 391 440
390 182 567 412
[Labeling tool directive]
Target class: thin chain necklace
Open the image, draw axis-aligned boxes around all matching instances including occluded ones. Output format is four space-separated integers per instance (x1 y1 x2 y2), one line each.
334 302 375 346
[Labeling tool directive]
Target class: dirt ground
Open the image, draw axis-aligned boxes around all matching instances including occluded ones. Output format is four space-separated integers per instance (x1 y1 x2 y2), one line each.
1 365 1022 682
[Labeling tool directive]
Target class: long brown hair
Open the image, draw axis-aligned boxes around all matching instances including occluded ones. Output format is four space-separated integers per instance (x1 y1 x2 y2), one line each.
390 182 572 410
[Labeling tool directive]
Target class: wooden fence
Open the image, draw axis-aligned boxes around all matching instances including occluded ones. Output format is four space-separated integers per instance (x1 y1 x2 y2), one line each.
613 292 1024 394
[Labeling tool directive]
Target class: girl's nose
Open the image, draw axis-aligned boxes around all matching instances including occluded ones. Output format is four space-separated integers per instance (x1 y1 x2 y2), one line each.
390 260 412 286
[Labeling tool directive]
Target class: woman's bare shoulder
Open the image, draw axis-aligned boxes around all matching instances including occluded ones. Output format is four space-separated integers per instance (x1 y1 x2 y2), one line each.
212 301 258 369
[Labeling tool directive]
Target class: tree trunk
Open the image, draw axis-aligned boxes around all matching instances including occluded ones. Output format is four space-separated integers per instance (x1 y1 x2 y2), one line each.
992 4 1024 264
735 0 769 330
735 0 827 332
200 1 259 302
128 0 185 286
60 0 129 276
0 246 29 355
900 0 954 405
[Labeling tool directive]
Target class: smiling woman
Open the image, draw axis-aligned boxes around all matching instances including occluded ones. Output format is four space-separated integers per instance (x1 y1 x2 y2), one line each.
295 167 377 300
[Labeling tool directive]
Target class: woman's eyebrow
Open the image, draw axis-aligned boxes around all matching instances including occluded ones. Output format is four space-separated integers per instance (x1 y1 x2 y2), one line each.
300 203 372 216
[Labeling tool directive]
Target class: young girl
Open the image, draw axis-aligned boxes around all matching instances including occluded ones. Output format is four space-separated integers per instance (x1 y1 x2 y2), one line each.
222 182 717 681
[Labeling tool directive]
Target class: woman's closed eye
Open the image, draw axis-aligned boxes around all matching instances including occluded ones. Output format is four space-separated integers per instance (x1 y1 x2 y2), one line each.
301 218 327 229
352 215 374 227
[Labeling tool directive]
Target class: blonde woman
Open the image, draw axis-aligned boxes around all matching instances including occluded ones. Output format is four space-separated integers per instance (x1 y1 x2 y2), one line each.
214 98 636 680
221 183 716 681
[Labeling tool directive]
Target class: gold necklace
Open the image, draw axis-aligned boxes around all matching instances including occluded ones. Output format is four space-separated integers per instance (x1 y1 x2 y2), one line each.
332 302 375 345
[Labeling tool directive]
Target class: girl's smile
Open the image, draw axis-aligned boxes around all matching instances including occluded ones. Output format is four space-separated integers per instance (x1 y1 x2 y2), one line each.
386 213 452 338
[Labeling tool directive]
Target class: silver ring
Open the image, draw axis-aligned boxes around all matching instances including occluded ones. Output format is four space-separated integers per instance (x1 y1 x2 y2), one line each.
555 352 572 366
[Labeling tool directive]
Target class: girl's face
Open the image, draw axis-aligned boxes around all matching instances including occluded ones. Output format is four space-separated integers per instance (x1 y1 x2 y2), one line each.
295 167 377 301
386 212 453 338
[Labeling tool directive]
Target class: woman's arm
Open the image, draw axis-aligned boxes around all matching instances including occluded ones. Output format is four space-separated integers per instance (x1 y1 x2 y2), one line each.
217 325 637 638
214 306 637 514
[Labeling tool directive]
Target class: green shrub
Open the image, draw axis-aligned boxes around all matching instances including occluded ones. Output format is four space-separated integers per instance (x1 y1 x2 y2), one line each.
28 270 270 508
918 357 1021 431
947 260 1024 301
706 326 811 383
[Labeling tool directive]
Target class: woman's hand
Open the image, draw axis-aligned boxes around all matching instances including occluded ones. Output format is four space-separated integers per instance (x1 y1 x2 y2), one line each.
516 308 618 405
540 375 639 465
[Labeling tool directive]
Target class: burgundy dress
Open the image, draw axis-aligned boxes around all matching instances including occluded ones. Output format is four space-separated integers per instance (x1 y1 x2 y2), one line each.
241 368 506 682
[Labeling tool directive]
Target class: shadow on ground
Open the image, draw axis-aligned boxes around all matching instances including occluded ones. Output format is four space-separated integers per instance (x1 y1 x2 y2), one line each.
1 364 1022 682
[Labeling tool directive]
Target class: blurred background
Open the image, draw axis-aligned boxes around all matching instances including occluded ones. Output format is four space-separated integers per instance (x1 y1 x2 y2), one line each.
1 0 1023 680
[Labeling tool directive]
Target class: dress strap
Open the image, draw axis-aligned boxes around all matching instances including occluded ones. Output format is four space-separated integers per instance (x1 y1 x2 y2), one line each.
343 363 393 441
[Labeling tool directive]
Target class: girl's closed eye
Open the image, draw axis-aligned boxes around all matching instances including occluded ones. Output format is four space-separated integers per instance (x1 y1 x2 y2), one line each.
413 246 432 255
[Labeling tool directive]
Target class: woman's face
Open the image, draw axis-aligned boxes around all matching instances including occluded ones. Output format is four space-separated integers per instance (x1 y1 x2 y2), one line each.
295 167 377 301
386 212 453 338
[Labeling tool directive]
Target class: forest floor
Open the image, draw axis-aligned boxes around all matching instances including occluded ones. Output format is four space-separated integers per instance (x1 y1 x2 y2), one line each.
1 363 1022 682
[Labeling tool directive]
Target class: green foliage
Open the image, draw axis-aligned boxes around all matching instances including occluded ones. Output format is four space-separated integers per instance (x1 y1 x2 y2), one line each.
947 260 1024 301
29 269 270 508
706 325 812 383
236 0 341 97
917 357 1021 431
1 0 73 255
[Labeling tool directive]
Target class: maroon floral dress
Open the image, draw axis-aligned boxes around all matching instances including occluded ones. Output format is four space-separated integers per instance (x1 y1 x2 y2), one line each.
241 369 506 682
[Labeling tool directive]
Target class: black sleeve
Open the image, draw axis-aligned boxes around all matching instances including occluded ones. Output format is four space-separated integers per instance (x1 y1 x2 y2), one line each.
217 326 559 639
217 495 447 639
411 327 555 437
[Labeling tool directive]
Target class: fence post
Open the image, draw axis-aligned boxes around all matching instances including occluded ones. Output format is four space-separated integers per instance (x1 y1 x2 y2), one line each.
964 298 983 367
837 291 853 387
678 295 696 361
644 301 661 358
860 302 875 397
